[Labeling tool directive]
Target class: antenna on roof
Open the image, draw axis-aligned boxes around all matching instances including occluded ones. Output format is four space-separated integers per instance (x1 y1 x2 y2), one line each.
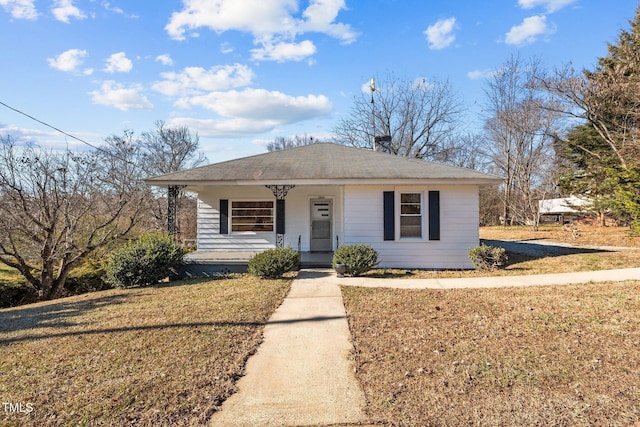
370 78 377 151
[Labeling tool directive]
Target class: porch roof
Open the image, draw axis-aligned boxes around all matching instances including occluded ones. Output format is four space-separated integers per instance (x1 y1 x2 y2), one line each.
146 143 502 186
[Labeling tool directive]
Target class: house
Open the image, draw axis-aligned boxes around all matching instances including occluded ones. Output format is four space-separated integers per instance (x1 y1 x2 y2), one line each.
539 196 593 224
146 143 502 272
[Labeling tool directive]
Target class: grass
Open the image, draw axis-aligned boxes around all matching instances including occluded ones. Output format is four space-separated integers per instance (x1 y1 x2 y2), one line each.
480 224 640 247
366 225 640 279
0 275 291 426
343 282 640 426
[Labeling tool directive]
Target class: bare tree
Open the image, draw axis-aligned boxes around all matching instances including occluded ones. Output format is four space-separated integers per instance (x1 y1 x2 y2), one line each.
482 55 563 229
140 120 206 176
140 121 206 240
0 135 149 300
332 73 463 160
266 134 318 152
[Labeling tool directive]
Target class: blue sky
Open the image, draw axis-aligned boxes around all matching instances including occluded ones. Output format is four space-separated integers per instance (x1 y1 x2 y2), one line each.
0 0 636 163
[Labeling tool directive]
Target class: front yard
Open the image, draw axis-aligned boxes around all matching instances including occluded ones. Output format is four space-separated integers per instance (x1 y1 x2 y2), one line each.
0 275 291 426
343 282 640 426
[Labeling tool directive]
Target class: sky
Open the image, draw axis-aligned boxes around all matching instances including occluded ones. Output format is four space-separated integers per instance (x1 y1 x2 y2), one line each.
0 0 637 164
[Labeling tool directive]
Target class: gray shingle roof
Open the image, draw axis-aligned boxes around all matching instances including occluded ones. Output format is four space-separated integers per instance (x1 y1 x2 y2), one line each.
146 143 501 184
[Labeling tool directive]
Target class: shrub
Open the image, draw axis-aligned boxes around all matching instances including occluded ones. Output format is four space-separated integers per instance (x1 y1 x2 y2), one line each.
468 244 508 271
248 247 300 279
0 278 37 308
105 232 186 288
65 258 112 295
332 244 379 276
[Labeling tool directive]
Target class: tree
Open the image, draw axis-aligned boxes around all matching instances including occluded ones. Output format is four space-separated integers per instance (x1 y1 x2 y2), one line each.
140 120 206 176
332 73 463 160
266 134 318 152
556 124 618 225
537 4 640 228
140 121 206 240
482 55 562 229
0 135 149 300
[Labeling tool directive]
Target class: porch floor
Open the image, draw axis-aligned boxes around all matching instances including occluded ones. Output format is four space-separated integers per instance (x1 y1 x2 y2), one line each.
184 251 334 268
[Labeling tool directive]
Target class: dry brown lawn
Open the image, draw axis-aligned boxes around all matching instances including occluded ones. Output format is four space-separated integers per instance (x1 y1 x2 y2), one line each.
343 282 640 426
480 224 640 247
0 275 291 426
366 225 640 279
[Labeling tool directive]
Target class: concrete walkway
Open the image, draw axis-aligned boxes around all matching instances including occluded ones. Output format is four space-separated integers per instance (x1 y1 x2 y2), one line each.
338 267 640 289
210 269 367 427
210 266 640 426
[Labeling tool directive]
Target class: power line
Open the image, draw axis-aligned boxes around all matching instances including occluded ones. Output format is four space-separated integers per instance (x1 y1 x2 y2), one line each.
0 100 138 167
0 100 102 151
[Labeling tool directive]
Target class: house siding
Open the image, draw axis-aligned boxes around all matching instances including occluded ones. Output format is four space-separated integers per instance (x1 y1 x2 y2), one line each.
196 185 343 252
343 184 479 269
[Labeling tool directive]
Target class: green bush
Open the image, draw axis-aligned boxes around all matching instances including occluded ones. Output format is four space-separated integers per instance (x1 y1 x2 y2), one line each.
468 244 508 271
332 244 379 276
65 258 112 295
248 247 300 279
105 232 186 288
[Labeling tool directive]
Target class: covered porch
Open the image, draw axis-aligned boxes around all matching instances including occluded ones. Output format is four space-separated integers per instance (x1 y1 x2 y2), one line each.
177 251 334 278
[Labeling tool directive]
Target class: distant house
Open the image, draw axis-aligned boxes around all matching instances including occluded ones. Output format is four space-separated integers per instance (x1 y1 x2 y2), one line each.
539 196 593 223
146 143 502 271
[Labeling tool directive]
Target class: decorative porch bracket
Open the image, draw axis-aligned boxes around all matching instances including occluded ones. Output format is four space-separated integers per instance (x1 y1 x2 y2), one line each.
265 185 295 247
167 185 186 239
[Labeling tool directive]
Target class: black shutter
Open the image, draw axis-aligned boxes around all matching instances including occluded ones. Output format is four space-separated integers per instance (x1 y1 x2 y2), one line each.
383 191 395 241
428 191 440 241
276 199 285 234
220 199 229 234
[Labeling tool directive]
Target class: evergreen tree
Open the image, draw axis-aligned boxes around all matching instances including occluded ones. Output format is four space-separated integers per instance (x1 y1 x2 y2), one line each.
558 124 619 225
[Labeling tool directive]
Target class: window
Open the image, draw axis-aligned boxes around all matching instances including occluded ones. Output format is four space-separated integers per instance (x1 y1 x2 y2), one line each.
400 193 422 238
231 201 274 232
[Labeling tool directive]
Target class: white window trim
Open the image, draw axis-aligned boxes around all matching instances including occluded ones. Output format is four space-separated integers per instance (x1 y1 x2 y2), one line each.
395 189 427 241
229 199 275 234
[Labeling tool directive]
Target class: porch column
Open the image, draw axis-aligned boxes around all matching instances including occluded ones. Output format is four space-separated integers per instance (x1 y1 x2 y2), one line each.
167 185 186 239
265 185 295 248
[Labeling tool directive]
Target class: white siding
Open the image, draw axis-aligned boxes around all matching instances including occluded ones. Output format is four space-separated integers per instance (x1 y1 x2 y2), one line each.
196 185 343 252
343 184 479 269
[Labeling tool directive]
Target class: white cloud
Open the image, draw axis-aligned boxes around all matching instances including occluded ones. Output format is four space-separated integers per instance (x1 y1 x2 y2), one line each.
250 40 316 62
155 54 174 66
101 1 137 18
168 117 279 138
165 0 356 62
152 64 254 97
103 52 133 73
220 42 234 54
467 69 493 80
424 17 457 50
90 80 153 111
505 15 555 46
176 88 332 123
0 0 38 19
52 0 86 23
518 0 577 13
47 48 88 72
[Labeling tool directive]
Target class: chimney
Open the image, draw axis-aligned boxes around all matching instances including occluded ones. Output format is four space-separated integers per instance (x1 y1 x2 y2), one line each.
374 135 392 153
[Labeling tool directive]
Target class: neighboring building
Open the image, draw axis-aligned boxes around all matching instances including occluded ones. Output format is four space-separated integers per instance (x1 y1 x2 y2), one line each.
146 143 502 271
539 196 593 223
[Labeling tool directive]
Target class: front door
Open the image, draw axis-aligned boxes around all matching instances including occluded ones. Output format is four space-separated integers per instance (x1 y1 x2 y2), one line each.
310 199 332 252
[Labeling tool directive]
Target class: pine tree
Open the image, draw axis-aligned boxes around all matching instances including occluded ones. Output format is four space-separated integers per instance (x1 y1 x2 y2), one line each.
584 5 640 168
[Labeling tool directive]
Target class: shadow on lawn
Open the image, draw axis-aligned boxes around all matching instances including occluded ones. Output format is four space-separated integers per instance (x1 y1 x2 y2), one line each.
481 239 612 258
0 315 346 345
0 277 232 335
0 292 136 334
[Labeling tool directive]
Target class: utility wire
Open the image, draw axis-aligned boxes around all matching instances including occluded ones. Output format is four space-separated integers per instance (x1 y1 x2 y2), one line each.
1 100 102 151
0 100 138 167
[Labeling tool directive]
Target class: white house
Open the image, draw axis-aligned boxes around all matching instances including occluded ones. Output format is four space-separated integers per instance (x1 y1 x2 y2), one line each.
146 143 502 271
